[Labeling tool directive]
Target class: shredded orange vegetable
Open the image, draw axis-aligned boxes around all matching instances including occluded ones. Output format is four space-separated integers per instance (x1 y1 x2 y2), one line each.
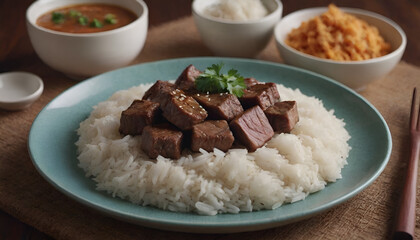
285 4 391 61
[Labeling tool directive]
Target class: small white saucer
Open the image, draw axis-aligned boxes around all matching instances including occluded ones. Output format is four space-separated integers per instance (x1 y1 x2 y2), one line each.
0 72 44 111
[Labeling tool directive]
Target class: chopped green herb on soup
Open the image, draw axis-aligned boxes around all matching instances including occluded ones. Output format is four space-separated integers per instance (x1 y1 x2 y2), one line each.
36 4 137 33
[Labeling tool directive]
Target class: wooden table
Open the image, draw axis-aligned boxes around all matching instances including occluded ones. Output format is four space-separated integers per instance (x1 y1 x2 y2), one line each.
0 0 419 239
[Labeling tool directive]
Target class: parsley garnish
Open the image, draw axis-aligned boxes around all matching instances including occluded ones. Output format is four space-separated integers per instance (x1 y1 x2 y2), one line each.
51 12 65 24
104 14 117 24
90 18 103 28
195 63 246 97
78 16 88 26
69 10 82 18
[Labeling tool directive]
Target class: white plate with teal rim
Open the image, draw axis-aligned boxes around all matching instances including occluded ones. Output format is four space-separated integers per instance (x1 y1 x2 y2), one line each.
28 57 391 233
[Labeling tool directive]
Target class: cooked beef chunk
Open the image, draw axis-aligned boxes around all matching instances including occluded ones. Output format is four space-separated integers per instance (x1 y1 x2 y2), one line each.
265 101 299 133
142 80 208 130
142 80 175 101
229 105 274 152
244 77 259 88
191 120 234 152
175 64 201 91
119 100 160 135
192 92 243 121
141 124 184 159
239 83 280 110
160 89 208 130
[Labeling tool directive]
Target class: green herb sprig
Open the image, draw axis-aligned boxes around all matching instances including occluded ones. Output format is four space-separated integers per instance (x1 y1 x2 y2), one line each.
104 14 117 24
52 12 65 24
195 63 246 97
69 10 82 18
90 18 103 28
78 16 88 26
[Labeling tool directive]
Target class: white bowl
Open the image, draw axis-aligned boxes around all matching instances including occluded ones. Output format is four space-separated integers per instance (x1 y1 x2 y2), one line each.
193 0 282 58
26 0 148 78
0 72 44 111
274 7 406 91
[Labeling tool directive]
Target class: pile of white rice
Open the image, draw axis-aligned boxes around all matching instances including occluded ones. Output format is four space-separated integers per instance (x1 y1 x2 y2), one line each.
204 0 268 21
76 83 351 216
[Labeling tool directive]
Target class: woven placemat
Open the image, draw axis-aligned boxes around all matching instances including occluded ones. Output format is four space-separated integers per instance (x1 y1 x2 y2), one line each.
0 16 419 240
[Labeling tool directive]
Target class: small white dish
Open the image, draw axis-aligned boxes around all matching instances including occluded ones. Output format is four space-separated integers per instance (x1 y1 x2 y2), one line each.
193 0 282 58
0 72 44 111
274 7 406 91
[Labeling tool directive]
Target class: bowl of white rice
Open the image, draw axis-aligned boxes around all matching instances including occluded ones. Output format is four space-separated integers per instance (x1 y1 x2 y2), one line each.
193 0 282 58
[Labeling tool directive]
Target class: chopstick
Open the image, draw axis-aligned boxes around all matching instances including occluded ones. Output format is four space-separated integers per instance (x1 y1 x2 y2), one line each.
393 88 419 240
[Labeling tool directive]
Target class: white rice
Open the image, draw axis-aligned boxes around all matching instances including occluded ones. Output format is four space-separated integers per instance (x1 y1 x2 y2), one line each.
204 0 268 21
76 83 351 215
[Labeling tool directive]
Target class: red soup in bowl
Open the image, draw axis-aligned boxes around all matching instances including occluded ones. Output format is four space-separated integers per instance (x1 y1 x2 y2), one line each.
36 3 137 33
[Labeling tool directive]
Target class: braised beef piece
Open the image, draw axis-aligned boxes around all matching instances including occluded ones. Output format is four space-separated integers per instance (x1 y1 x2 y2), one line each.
265 101 299 133
175 64 201 91
192 92 243 121
119 100 161 136
191 120 234 152
142 80 175 101
159 89 208 130
229 105 274 152
244 77 259 88
141 124 184 159
239 83 280 110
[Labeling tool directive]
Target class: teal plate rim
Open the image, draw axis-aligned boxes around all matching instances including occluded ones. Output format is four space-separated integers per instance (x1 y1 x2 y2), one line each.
28 57 392 233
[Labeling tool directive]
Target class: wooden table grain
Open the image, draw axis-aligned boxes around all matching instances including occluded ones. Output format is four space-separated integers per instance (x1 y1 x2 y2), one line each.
0 0 419 239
